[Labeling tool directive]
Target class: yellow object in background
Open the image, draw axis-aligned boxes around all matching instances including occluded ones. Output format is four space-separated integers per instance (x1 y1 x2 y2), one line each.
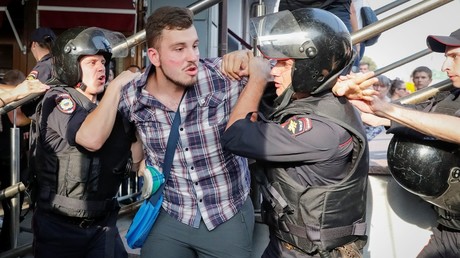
405 82 416 93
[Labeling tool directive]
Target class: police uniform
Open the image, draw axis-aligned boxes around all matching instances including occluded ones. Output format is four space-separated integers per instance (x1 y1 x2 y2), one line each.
222 93 368 257
32 86 135 258
21 53 53 117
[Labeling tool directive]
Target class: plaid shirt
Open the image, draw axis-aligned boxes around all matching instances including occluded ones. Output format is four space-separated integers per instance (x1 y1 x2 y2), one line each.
119 58 250 230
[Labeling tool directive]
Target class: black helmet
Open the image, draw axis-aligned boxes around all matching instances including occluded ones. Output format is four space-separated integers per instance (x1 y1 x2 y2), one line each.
250 8 354 95
387 134 460 212
52 27 129 86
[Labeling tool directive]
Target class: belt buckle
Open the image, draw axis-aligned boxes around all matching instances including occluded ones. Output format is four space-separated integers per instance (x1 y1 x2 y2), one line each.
79 218 95 229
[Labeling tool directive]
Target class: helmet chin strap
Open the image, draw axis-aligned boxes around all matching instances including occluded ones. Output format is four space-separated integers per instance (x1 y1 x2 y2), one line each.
76 82 87 92
268 85 295 121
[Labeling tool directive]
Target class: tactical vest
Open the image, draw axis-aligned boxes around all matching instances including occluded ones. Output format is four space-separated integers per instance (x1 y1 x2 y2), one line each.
258 92 369 254
35 87 134 218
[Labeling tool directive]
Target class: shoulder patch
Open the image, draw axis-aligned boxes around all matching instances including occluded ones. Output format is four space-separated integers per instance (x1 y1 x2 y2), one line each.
27 70 38 80
55 93 76 114
281 116 312 136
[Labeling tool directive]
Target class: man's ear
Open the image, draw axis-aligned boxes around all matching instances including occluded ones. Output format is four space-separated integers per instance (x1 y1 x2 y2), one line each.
147 48 160 67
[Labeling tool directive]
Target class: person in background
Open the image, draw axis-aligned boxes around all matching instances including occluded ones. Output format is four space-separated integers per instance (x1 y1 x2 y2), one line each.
27 27 56 83
411 66 432 91
221 8 372 258
389 77 409 101
363 74 391 140
359 61 370 73
372 74 391 102
32 27 140 258
126 64 141 73
333 28 460 258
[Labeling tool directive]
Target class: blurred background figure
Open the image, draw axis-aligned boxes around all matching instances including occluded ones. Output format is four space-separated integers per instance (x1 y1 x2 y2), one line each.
411 66 432 91
359 61 370 73
126 64 141 73
389 77 410 101
365 74 391 141
372 74 391 102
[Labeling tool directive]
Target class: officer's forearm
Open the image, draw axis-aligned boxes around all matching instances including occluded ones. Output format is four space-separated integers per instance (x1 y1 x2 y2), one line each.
381 105 460 144
76 86 120 151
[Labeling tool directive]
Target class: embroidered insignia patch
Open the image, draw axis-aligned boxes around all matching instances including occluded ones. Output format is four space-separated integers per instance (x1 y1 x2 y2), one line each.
27 71 38 80
55 94 76 114
281 117 312 136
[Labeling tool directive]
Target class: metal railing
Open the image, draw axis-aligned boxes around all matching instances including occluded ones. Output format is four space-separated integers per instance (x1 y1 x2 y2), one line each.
1 1 458 257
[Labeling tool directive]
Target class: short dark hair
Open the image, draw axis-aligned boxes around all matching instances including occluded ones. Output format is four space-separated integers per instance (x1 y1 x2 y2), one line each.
145 6 194 49
3 69 25 86
411 66 432 79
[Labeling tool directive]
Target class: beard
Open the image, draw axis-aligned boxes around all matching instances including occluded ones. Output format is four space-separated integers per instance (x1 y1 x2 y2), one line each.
159 65 197 88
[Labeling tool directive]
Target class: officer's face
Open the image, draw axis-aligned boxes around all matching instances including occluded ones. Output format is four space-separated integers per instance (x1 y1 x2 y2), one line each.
270 59 293 96
443 46 460 88
147 26 200 88
80 55 107 96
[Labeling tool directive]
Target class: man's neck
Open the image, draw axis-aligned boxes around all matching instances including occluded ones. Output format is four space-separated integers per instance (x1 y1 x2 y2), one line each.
146 72 186 111
76 87 97 103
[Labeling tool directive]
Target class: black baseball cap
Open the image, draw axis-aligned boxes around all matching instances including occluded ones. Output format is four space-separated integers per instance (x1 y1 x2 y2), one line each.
30 27 56 43
427 28 460 53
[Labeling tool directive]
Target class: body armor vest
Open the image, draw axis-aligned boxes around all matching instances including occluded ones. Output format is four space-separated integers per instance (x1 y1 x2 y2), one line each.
35 87 134 218
258 92 369 253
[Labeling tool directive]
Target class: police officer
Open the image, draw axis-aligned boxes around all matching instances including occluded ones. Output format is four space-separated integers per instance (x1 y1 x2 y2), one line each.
32 27 140 258
221 8 369 258
20 27 56 119
340 28 460 258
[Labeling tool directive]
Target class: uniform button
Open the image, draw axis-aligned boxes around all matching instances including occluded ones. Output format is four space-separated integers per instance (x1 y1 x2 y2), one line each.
199 199 202 202
195 182 198 185
180 128 184 131
185 148 189 151
190 166 194 170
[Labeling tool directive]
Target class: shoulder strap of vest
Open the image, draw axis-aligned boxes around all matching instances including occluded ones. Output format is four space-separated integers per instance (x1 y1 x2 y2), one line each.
62 87 95 112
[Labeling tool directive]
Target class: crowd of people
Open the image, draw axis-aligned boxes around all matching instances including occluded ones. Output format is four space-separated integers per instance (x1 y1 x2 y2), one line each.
1 2 460 258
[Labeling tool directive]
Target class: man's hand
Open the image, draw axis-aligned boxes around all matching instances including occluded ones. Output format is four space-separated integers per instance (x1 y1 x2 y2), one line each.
221 50 253 80
248 56 272 85
109 70 141 90
332 72 378 101
12 79 50 101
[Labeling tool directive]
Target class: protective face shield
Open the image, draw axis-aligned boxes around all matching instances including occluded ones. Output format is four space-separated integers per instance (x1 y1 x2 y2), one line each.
250 8 354 95
52 27 129 86
387 135 460 213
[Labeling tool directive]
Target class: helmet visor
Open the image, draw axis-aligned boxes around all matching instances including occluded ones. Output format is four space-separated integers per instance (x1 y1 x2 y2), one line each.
66 27 129 58
250 10 316 59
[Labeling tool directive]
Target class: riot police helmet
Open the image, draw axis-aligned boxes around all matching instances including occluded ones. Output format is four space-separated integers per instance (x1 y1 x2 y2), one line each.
52 27 129 86
250 8 354 95
387 134 460 198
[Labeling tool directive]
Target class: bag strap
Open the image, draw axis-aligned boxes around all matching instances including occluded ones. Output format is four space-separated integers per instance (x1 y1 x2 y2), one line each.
148 90 187 205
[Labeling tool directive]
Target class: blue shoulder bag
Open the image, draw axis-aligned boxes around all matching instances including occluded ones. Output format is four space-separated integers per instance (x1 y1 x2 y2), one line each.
126 92 185 249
